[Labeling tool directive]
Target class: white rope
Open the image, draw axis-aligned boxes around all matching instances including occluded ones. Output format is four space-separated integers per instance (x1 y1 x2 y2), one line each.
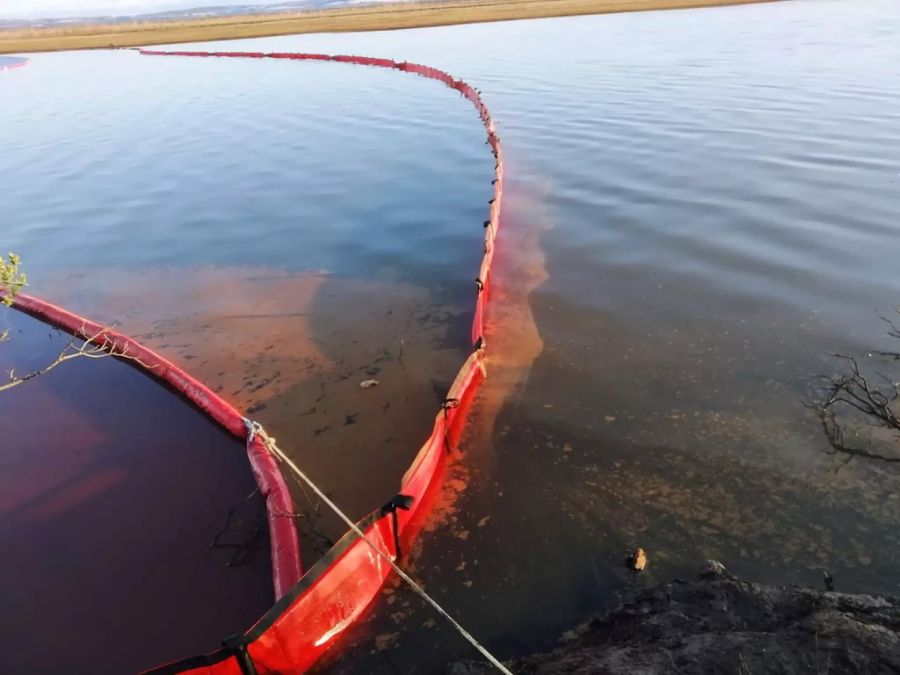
243 419 513 675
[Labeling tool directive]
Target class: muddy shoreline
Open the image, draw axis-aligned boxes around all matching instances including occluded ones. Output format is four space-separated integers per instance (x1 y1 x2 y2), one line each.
492 563 900 674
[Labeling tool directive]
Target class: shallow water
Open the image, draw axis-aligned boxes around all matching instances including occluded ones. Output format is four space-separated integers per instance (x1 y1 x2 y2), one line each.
1 34 490 672
3 0 900 671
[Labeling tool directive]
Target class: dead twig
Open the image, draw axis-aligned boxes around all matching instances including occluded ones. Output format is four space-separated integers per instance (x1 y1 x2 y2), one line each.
283 470 335 555
0 325 151 393
810 309 900 463
209 489 263 567
811 403 900 464
819 354 900 430
874 309 900 360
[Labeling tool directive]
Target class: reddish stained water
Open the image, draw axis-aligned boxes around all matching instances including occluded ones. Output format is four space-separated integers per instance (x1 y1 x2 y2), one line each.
0 56 29 71
1 45 489 673
0 312 273 674
4 1 900 671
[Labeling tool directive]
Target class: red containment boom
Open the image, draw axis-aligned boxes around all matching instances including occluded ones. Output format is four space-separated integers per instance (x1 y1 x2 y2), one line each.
0 56 30 72
8 49 504 674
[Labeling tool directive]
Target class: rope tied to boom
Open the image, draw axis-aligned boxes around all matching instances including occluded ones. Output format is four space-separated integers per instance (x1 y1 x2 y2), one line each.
240 417 513 675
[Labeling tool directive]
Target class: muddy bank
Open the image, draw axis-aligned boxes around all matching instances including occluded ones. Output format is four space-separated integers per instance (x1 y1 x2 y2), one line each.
506 564 900 674
452 564 900 674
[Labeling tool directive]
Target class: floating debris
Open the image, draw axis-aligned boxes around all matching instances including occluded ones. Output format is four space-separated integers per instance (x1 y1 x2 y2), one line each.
359 379 379 389
627 547 648 571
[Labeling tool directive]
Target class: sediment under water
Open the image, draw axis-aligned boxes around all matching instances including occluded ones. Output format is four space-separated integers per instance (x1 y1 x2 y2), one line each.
2 0 900 671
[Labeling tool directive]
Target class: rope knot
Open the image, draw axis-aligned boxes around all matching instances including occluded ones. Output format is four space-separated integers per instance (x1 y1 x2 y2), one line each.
241 417 268 446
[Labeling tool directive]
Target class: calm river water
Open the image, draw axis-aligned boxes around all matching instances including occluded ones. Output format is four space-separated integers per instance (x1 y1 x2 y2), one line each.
2 0 899 672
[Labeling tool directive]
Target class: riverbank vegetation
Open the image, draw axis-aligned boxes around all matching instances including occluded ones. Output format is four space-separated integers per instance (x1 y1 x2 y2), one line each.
0 0 777 54
1 254 118 392
0 252 26 310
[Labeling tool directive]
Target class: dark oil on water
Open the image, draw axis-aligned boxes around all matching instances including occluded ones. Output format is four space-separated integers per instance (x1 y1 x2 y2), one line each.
2 0 900 672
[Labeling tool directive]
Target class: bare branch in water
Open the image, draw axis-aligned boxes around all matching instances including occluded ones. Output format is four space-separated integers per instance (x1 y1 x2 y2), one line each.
811 310 900 463
874 308 900 360
2 254 153 391
0 325 144 393
810 402 900 464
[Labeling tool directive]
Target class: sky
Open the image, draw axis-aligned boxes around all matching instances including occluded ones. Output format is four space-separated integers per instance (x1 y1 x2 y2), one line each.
0 0 281 20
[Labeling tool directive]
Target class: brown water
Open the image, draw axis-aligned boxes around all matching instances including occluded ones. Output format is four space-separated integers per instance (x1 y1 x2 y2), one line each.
2 0 900 672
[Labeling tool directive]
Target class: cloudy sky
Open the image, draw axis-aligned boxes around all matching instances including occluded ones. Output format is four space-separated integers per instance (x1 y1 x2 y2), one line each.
0 0 280 19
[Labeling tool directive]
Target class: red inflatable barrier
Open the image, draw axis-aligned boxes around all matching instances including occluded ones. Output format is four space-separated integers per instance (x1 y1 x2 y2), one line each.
11 49 505 673
8 292 303 599
0 56 29 72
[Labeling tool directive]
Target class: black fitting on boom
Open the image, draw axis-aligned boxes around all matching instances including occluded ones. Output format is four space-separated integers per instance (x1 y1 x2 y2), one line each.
222 634 257 675
380 494 414 560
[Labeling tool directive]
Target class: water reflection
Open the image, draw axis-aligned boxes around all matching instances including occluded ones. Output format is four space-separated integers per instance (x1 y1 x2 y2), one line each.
2 0 900 671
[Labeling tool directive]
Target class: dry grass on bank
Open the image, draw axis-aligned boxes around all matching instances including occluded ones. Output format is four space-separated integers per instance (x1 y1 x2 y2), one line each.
1 0 777 54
